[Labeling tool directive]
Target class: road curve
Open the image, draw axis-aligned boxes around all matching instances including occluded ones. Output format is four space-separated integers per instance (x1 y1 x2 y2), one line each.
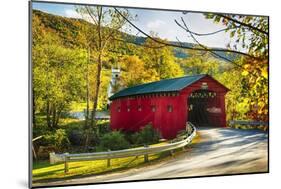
35 127 268 186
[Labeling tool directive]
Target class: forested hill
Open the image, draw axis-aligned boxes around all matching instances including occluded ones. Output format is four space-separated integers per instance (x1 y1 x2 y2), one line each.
33 9 92 48
32 9 237 61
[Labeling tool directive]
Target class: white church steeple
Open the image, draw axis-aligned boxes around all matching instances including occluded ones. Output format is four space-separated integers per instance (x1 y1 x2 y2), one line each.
107 65 121 104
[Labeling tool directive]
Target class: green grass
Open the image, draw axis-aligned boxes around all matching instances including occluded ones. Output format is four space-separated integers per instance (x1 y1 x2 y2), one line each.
33 141 170 181
32 153 166 182
32 130 200 183
32 141 169 182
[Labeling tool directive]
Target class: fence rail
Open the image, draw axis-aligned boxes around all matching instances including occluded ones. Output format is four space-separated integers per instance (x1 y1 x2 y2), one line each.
50 122 197 173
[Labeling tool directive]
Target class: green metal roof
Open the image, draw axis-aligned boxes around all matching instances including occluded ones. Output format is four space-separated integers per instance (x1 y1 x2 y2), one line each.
109 74 207 100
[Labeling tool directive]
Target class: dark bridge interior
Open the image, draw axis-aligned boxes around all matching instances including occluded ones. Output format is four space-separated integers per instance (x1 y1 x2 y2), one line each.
188 89 220 127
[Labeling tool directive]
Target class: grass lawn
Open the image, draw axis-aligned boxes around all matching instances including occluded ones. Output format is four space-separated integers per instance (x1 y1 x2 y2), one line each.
32 133 200 183
32 152 167 182
32 141 169 182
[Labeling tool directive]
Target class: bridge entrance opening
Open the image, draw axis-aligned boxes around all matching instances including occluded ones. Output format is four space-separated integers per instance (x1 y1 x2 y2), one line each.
187 89 221 127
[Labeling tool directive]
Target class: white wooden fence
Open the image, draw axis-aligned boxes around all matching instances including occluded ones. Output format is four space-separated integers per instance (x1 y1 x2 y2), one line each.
50 122 197 173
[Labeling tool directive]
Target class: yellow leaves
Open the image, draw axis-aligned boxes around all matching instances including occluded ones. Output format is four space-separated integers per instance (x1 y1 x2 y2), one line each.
121 55 151 87
242 59 268 80
261 67 268 79
241 70 249 76
243 64 251 69
241 64 252 76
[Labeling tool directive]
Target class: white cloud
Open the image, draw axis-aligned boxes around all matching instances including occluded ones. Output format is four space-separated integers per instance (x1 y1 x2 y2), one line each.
64 9 82 19
64 9 96 24
146 20 166 30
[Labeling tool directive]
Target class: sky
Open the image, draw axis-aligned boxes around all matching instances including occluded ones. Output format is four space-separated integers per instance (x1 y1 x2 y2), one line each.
32 1 233 49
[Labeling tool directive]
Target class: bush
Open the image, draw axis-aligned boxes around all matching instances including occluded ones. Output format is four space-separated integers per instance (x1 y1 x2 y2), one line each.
68 129 84 146
99 131 129 151
97 121 110 135
63 120 99 146
132 124 160 145
43 129 70 152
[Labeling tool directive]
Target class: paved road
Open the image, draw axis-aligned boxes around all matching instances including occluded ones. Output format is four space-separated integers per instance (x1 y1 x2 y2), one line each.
35 127 268 186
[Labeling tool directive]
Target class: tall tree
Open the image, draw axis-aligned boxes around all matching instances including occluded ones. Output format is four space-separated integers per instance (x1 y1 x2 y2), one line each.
139 35 184 80
120 55 157 87
76 6 133 146
33 32 87 129
76 23 93 132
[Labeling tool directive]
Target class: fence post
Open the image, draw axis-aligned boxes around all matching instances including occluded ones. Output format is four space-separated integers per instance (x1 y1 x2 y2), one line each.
144 145 149 163
182 146 186 151
107 149 111 168
64 153 69 173
49 152 55 164
187 123 192 135
170 149 175 157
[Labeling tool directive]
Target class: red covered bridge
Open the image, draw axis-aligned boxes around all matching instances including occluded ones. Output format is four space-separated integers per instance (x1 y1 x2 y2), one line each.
109 74 229 139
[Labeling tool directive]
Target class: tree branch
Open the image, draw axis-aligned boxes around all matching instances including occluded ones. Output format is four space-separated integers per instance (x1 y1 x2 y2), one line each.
176 18 236 64
85 6 98 25
114 8 258 59
217 14 269 36
176 17 261 78
182 26 241 36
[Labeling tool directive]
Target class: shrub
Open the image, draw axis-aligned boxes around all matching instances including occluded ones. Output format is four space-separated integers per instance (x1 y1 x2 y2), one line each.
43 129 70 152
99 131 129 151
132 124 160 145
68 129 84 146
97 121 110 135
123 131 137 146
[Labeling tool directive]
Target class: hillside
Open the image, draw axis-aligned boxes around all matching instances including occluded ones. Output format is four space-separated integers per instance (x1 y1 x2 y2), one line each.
32 9 238 61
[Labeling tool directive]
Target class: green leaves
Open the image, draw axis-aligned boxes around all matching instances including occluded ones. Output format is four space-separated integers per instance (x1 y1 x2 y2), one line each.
139 37 184 80
203 13 269 122
205 13 268 59
33 30 87 128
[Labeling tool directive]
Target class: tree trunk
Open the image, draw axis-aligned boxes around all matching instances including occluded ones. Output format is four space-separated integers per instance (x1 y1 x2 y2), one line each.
52 104 56 128
85 53 102 148
32 89 36 127
84 7 104 148
90 52 102 129
46 100 51 129
84 48 90 129
55 108 62 128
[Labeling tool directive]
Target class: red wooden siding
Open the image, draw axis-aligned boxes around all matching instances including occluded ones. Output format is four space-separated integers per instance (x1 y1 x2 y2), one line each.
110 75 228 139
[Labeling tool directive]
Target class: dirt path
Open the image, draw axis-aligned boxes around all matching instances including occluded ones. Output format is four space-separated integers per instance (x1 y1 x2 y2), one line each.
34 127 268 187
